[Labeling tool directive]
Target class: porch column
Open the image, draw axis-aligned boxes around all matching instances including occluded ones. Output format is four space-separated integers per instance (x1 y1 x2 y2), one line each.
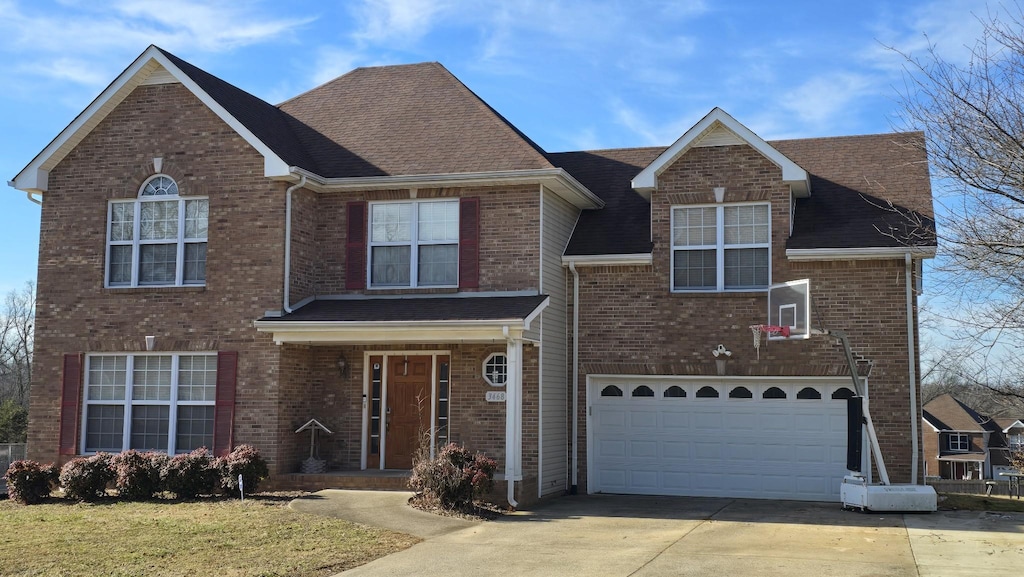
505 334 523 506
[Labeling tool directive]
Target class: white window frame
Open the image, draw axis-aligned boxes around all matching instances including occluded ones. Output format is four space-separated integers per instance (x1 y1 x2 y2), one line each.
670 202 771 292
948 433 970 452
482 353 507 387
367 199 459 289
1009 433 1024 451
105 175 208 288
80 352 217 455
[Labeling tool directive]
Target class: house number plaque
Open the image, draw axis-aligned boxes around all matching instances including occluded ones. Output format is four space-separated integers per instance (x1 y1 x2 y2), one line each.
485 391 506 402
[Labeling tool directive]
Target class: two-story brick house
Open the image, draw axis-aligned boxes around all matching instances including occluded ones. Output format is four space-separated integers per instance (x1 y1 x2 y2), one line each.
923 394 1024 480
11 46 935 505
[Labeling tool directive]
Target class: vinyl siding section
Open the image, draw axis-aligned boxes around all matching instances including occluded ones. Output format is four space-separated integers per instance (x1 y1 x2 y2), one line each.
539 188 578 497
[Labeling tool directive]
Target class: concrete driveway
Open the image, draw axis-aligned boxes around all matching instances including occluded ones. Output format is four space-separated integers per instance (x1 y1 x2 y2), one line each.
295 491 1024 577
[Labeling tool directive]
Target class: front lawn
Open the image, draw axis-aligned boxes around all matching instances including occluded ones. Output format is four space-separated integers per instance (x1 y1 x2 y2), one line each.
0 494 419 576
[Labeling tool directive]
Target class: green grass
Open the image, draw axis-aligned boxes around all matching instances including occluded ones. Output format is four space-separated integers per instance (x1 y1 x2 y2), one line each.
938 493 1024 513
0 495 419 576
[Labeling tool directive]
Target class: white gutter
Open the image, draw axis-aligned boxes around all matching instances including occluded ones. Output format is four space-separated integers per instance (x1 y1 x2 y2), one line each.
787 246 937 261
906 253 919 482
560 253 652 267
287 166 604 209
568 260 580 493
5 181 42 204
282 175 307 313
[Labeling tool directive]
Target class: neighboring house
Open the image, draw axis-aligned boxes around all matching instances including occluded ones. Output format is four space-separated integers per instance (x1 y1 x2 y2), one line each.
10 46 935 505
922 394 1024 480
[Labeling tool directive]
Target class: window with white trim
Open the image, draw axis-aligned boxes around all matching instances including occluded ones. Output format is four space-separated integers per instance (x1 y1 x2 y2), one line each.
948 433 970 452
482 353 507 386
671 203 770 291
107 175 208 287
82 353 216 454
1009 433 1024 450
369 200 458 288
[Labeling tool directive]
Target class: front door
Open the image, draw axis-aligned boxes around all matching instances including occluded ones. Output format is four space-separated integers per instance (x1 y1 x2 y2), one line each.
384 355 432 469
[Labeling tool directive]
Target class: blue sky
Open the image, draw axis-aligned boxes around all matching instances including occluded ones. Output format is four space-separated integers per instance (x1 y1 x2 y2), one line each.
0 0 985 299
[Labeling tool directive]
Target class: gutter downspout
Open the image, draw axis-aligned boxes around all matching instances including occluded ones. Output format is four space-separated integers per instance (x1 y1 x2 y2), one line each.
906 253 920 482
7 180 42 204
282 175 307 314
568 261 579 494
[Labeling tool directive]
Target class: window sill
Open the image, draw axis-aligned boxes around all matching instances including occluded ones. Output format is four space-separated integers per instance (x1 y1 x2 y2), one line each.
364 287 460 295
669 289 768 298
106 286 207 294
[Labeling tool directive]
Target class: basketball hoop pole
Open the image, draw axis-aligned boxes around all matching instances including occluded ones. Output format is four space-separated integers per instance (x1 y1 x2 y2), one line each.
824 328 890 486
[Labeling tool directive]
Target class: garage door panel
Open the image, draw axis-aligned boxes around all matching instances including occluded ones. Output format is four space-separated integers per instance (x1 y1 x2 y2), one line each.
591 378 850 501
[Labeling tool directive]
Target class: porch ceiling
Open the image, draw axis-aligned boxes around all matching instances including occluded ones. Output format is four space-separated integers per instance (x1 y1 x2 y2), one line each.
254 294 548 344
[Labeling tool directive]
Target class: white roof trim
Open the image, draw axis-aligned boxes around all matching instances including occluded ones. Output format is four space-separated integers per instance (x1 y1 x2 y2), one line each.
255 319 531 345
561 253 653 266
631 107 810 198
287 166 603 209
11 45 289 194
1002 420 1024 432
786 246 937 261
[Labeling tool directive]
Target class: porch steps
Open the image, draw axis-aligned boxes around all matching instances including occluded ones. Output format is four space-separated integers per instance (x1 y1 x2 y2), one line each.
273 470 411 492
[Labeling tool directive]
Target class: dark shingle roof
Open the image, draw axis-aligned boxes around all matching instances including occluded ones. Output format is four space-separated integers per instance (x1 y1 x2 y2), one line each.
258 295 548 323
773 133 936 250
278 62 554 177
552 148 664 256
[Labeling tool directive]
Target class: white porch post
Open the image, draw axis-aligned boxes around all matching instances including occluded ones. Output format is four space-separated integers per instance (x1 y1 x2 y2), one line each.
504 332 523 507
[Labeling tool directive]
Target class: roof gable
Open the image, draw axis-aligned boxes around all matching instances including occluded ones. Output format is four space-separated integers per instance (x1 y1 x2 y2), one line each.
11 45 299 193
278 62 555 177
631 107 809 198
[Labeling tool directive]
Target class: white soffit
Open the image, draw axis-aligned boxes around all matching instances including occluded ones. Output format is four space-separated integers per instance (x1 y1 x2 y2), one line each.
11 45 288 194
631 107 810 198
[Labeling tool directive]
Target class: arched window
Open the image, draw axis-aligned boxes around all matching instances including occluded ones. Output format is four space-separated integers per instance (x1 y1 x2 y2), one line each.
107 175 208 287
729 386 752 399
831 387 855 400
664 385 686 398
632 385 654 397
762 386 786 399
797 387 822 400
600 385 623 397
696 386 719 398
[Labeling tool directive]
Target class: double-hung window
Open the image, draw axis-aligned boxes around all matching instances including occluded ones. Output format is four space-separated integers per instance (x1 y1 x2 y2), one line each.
82 353 216 454
369 200 459 288
107 175 208 287
671 203 770 291
948 433 970 452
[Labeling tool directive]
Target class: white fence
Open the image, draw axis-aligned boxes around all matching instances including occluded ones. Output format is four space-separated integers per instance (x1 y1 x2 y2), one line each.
0 443 27 493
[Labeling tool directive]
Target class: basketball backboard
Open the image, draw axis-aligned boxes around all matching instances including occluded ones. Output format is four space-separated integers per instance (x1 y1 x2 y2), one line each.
767 279 811 340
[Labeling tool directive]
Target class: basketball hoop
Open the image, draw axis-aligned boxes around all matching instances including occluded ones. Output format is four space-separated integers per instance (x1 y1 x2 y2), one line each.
749 324 791 359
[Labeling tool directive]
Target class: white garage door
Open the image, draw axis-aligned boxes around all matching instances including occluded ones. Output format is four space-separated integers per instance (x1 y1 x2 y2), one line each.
589 378 855 501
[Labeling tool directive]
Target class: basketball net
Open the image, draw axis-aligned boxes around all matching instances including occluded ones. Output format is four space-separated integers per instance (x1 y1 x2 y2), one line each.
749 325 791 359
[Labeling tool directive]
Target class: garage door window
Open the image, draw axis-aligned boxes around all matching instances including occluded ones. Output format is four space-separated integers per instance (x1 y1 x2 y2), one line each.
729 386 753 398
632 385 654 397
796 387 822 399
831 387 855 399
664 386 686 398
601 385 623 397
696 386 719 398
763 387 786 399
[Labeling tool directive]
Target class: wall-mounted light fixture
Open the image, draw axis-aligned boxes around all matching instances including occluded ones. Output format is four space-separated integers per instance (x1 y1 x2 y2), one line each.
145 335 155 351
336 353 348 378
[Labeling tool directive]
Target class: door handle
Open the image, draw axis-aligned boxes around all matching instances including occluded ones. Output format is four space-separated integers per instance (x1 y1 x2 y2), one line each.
386 406 391 431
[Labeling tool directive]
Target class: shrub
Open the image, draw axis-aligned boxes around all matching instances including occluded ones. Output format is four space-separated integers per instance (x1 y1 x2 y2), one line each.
111 451 168 500
60 453 115 502
161 448 220 499
409 443 497 510
4 460 57 505
219 444 269 497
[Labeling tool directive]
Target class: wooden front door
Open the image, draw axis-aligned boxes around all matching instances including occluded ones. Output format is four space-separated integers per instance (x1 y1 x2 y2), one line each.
384 355 432 469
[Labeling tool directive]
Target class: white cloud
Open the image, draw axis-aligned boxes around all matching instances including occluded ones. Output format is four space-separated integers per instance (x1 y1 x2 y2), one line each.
310 47 364 87
781 72 876 129
0 0 313 87
610 98 704 146
350 0 451 45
